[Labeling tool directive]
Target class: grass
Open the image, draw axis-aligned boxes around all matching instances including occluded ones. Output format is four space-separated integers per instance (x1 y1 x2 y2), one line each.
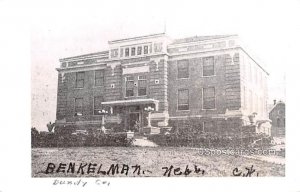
32 147 285 177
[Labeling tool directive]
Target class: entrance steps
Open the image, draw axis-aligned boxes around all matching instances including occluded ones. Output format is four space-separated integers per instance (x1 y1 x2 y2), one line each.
132 136 158 147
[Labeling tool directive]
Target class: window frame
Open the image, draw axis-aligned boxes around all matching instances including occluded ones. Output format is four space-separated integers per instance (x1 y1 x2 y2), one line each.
177 89 189 111
94 69 104 87
202 87 216 110
144 45 148 55
75 71 85 88
93 96 103 115
131 47 136 56
277 118 281 127
125 76 134 97
74 97 83 115
202 56 215 77
137 75 147 96
137 46 142 55
177 59 189 79
125 48 130 57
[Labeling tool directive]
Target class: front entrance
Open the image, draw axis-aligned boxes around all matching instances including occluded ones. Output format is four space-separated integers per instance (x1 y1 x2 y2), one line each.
128 112 140 132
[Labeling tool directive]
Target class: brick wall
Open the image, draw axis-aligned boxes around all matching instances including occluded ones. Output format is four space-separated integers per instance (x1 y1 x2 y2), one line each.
168 54 234 117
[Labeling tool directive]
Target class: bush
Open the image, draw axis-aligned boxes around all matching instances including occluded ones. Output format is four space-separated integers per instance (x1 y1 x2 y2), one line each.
31 127 133 148
148 130 272 148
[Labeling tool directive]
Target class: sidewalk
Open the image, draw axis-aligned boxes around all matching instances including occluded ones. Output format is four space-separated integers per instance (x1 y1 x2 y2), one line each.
132 137 158 147
243 155 285 165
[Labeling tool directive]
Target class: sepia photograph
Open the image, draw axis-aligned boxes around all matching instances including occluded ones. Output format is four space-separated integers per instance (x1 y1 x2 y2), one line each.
1 0 299 191
31 32 285 177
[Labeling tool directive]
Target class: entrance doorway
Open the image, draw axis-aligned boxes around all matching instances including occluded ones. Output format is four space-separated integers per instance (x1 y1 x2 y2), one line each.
128 112 140 132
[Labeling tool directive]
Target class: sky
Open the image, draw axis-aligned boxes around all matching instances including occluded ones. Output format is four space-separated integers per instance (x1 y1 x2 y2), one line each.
30 0 297 131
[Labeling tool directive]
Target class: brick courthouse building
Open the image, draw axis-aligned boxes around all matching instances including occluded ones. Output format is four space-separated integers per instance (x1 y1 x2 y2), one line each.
55 33 270 135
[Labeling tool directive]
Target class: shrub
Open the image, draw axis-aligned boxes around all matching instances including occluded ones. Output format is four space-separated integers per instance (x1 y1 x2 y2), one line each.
31 127 133 148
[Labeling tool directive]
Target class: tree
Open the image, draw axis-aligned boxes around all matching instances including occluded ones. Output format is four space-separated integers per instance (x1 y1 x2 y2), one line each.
47 121 55 132
31 127 39 136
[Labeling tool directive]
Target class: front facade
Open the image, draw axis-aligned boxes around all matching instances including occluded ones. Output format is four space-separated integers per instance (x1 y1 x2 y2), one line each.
269 101 285 137
55 33 269 135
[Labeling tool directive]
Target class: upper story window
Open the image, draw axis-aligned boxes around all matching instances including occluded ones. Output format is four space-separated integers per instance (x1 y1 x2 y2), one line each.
144 45 148 54
203 56 215 76
93 96 103 115
203 87 215 109
178 89 189 110
94 69 104 86
131 47 136 56
137 46 142 55
75 72 85 88
125 76 134 97
277 118 281 127
125 48 130 57
110 49 118 58
74 98 83 115
177 60 189 79
138 75 147 96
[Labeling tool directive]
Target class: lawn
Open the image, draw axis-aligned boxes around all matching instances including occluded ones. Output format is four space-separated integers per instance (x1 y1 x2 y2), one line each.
32 147 284 177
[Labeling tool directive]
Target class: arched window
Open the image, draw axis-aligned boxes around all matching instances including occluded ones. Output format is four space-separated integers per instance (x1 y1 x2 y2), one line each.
277 118 281 127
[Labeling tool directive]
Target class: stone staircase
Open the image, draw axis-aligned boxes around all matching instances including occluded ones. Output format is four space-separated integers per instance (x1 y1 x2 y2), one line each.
132 135 158 147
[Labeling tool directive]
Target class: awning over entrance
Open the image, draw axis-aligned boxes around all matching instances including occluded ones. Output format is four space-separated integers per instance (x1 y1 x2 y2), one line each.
101 98 159 111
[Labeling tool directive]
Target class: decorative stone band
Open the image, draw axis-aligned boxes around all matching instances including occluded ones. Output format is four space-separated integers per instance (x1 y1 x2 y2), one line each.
101 98 159 111
122 65 149 74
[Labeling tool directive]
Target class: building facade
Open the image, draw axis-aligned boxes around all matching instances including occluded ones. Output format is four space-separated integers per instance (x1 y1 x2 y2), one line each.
55 33 270 135
269 101 285 137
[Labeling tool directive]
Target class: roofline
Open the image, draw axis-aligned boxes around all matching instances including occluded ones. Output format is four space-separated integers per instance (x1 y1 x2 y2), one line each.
170 34 238 45
59 51 109 62
269 101 285 114
108 33 167 44
239 47 269 75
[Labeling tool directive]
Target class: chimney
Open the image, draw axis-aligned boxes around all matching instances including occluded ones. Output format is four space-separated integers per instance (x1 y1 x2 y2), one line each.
273 99 277 105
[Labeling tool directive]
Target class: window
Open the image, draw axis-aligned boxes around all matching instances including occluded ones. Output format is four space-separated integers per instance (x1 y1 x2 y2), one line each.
144 45 148 54
203 87 215 109
94 69 104 86
138 75 147 96
203 57 214 76
75 98 83 115
125 48 129 57
277 118 281 127
75 72 84 88
110 49 118 58
177 60 189 79
131 47 136 56
93 96 103 115
178 89 189 110
137 46 142 55
125 76 134 97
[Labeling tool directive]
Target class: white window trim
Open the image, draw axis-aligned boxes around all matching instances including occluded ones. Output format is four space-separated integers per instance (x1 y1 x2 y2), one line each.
125 76 135 98
177 59 190 80
137 75 147 96
74 97 84 115
177 89 189 111
202 56 215 77
94 69 105 87
120 43 152 58
93 96 103 115
75 71 85 89
201 87 216 110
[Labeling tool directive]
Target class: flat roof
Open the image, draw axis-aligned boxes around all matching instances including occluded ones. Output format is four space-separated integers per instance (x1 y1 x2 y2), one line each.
59 51 109 62
108 33 166 44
